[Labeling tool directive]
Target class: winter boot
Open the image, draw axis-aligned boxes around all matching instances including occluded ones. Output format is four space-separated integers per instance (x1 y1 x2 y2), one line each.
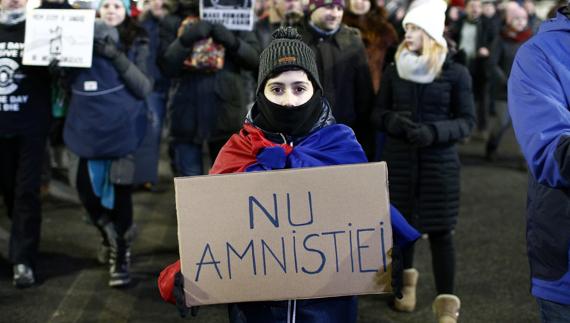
394 268 419 312
97 223 137 265
99 219 131 287
432 294 460 323
108 236 131 287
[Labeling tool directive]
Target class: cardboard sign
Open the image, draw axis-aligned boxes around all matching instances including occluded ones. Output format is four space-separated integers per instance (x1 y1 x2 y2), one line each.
200 0 255 31
175 162 394 306
23 9 95 68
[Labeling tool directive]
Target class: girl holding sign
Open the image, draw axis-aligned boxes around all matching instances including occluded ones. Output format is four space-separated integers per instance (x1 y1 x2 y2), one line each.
158 27 419 322
63 0 152 287
372 0 475 322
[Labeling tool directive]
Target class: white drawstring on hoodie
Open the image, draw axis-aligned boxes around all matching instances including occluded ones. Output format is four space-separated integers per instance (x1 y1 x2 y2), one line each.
287 299 297 323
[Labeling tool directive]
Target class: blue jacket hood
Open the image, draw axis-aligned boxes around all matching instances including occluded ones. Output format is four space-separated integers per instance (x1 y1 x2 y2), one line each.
538 9 570 34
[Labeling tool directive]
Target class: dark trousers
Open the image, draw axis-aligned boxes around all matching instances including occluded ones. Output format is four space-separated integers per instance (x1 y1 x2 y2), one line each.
0 135 47 266
403 230 455 294
76 159 133 237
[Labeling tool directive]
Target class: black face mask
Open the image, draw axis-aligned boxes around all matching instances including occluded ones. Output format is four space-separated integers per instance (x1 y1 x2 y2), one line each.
254 90 323 137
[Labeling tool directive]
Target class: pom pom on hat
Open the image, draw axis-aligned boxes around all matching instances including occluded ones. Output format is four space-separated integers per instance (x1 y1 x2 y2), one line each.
256 27 322 94
402 0 447 48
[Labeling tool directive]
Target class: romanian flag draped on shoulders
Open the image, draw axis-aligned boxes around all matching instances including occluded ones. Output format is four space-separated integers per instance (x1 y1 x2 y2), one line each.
158 123 420 303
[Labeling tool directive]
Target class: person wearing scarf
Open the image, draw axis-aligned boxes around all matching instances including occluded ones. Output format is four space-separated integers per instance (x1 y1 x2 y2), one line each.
157 27 419 322
372 1 476 322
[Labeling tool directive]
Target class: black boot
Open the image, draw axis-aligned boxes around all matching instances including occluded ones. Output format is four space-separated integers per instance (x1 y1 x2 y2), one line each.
108 236 131 287
99 218 131 287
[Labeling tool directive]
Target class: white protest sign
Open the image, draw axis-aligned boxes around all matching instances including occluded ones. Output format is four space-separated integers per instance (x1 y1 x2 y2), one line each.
175 162 394 306
200 0 255 31
23 9 95 68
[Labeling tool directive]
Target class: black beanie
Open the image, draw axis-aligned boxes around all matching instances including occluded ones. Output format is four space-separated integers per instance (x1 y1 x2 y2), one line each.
256 27 322 94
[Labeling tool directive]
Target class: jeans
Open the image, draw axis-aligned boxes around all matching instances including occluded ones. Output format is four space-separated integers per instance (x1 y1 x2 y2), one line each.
170 141 204 177
537 298 570 323
169 139 228 177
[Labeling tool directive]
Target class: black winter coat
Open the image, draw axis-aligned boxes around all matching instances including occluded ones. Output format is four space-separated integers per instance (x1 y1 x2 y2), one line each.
158 15 260 143
300 23 374 156
372 58 475 232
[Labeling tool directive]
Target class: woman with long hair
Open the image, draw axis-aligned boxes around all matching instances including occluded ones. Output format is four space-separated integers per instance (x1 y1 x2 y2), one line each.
372 0 475 322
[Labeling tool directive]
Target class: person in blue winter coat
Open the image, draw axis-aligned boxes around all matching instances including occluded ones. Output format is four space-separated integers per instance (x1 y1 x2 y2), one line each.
63 0 152 287
157 27 420 323
508 4 570 322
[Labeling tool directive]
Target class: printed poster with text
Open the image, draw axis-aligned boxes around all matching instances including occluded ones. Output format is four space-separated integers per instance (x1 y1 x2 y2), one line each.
23 9 95 68
175 162 394 306
200 0 255 31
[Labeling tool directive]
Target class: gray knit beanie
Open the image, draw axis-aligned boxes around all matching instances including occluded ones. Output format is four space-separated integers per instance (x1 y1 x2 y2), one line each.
256 27 322 94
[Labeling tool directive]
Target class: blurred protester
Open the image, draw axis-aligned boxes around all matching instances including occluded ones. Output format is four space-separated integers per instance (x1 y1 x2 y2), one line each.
508 4 570 322
0 0 52 288
63 0 152 287
255 0 304 49
343 0 398 93
133 0 170 191
158 27 420 322
383 0 408 38
481 0 500 39
522 0 541 33
449 0 494 139
302 0 375 158
343 0 398 160
485 3 530 162
372 0 475 321
159 0 259 177
38 0 73 197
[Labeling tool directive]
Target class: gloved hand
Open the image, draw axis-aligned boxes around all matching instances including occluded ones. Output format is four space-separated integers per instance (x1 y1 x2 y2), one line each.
94 36 121 60
210 23 239 51
173 271 199 318
179 20 212 47
407 124 436 148
384 113 417 137
391 245 403 299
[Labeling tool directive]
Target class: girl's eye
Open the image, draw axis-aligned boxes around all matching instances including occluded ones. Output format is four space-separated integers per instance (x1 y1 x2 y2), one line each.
270 87 283 94
294 86 306 94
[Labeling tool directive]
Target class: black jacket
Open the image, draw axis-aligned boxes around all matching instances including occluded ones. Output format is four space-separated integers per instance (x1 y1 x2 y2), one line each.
372 57 475 232
159 15 260 143
300 22 374 156
0 21 52 137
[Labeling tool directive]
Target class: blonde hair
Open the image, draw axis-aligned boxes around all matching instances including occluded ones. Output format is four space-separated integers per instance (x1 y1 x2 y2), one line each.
395 28 448 75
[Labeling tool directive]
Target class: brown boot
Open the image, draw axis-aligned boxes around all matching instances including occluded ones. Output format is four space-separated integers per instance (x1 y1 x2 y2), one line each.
432 294 460 323
394 268 419 312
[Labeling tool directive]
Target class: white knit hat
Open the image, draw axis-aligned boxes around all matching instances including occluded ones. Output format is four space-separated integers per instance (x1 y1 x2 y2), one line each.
402 0 448 48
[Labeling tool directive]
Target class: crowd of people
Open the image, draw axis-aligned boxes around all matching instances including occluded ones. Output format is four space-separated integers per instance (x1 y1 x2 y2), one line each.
0 0 568 322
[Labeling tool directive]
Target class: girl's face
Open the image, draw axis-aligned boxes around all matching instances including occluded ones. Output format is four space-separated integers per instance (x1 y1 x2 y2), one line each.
349 0 370 15
263 70 314 107
404 24 424 53
100 0 126 27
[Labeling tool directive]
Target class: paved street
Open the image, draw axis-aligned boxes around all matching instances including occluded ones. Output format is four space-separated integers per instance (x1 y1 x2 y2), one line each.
0 124 539 323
